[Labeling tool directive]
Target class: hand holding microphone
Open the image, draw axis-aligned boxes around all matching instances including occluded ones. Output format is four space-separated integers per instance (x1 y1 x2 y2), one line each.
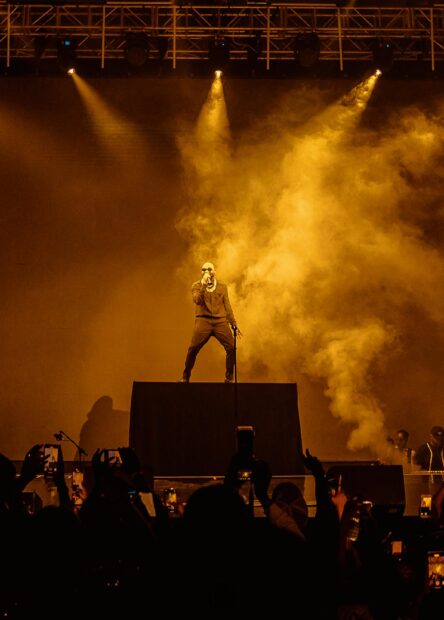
232 324 243 338
202 272 211 286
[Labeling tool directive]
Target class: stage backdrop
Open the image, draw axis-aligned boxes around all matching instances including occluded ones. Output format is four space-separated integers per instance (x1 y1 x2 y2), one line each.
129 381 304 475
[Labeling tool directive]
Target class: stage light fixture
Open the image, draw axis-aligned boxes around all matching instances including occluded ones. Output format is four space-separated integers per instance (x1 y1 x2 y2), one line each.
208 37 230 70
372 39 394 72
125 32 149 67
294 32 321 68
57 38 77 73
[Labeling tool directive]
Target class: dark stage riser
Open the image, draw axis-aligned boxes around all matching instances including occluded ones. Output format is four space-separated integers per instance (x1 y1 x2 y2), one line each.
129 382 304 476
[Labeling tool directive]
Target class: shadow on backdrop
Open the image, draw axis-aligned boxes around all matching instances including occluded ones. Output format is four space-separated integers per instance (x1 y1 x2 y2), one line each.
79 395 130 458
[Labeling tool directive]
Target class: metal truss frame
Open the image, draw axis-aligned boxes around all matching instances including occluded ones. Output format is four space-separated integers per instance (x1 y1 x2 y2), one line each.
1 3 444 70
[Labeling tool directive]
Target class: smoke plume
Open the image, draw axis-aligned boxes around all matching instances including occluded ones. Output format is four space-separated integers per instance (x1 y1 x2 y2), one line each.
176 76 444 453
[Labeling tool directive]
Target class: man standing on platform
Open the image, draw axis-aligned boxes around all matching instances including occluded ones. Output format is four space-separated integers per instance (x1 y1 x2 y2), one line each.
180 262 241 383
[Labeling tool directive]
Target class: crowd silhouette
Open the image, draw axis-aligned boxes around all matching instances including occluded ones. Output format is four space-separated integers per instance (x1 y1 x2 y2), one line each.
1 440 444 619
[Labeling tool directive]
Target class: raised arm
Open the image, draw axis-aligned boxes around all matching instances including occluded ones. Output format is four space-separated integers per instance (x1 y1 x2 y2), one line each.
191 280 207 306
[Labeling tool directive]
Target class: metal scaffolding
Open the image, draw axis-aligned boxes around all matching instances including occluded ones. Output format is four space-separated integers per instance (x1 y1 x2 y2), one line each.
0 2 443 70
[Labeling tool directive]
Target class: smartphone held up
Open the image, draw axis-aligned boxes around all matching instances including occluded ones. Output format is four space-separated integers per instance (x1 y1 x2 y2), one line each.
102 448 123 468
42 444 61 478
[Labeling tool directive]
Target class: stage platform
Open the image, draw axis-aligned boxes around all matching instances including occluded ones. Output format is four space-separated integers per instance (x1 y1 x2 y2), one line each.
129 381 305 476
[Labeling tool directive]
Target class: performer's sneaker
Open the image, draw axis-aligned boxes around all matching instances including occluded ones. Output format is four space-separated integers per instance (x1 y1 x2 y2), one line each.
224 378 233 383
178 377 189 383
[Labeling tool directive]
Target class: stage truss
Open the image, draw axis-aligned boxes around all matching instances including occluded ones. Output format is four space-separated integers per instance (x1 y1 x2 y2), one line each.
1 2 444 70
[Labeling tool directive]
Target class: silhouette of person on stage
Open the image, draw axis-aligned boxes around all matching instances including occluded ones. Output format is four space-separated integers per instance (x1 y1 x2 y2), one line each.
79 396 130 458
414 425 444 472
180 262 242 383
385 429 415 467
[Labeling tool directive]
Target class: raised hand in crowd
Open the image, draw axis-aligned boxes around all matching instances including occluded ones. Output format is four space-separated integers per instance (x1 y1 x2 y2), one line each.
51 445 72 510
302 447 325 479
16 444 44 491
330 474 348 522
303 448 339 527
251 458 272 511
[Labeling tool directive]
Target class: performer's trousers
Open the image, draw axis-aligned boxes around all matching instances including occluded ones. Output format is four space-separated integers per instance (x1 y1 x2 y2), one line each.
183 317 235 381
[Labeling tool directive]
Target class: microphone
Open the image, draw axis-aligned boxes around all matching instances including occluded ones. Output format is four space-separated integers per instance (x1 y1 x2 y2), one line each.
53 430 88 458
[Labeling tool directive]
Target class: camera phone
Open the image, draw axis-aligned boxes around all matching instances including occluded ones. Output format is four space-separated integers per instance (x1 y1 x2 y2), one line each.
105 449 123 467
428 551 444 590
391 540 403 555
420 494 432 518
43 444 59 476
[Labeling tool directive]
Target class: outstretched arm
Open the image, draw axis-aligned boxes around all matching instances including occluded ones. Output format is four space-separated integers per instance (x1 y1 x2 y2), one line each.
303 448 339 528
252 458 272 511
52 447 72 511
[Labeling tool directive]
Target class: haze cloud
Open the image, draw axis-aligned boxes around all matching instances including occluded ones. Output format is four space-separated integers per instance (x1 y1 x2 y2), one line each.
176 77 444 454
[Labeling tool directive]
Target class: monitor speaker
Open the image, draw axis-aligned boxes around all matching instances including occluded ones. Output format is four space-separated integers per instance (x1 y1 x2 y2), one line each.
326 463 405 516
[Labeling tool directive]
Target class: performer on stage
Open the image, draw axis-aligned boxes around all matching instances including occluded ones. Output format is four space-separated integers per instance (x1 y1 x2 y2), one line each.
180 262 241 383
